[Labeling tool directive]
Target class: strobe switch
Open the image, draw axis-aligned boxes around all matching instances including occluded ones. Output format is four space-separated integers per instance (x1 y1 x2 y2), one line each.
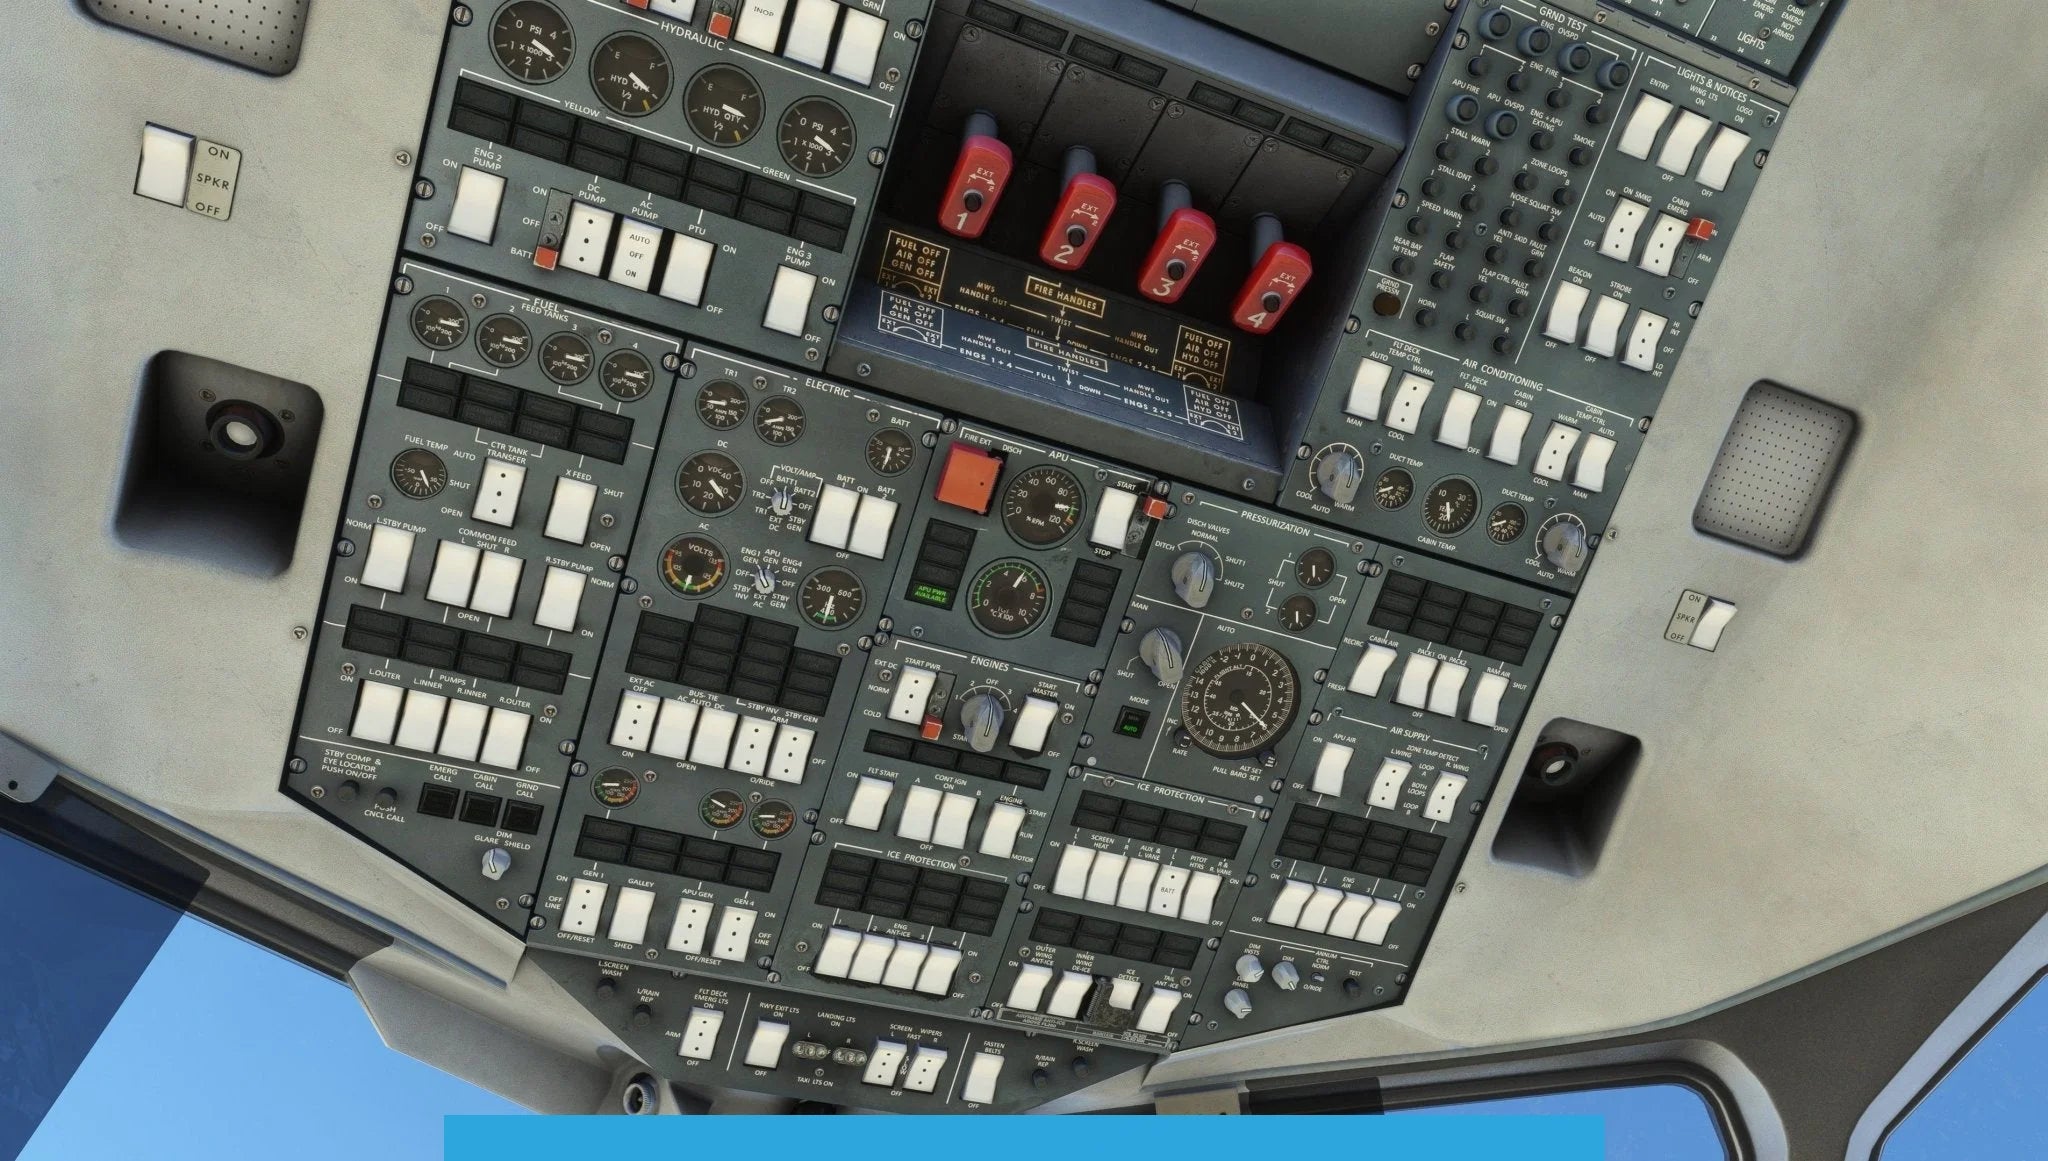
940 111 1012 239
1040 146 1116 270
1137 180 1216 305
1230 213 1312 334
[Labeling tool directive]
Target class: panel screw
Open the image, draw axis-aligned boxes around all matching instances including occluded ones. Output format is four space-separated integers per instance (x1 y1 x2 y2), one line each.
340 662 356 676
287 758 306 773
451 5 472 25
857 362 874 377
395 149 414 167
366 494 383 509
292 626 308 641
310 785 324 799
393 275 414 295
905 18 923 38
1551 614 1565 629
868 148 887 167
413 179 435 199
335 539 356 557
201 389 217 402
661 352 682 372
608 554 626 571
558 740 577 756
471 293 488 308
823 305 840 323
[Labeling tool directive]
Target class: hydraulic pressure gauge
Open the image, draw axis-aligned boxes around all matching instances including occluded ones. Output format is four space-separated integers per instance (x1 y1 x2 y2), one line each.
491 0 573 84
777 98 855 177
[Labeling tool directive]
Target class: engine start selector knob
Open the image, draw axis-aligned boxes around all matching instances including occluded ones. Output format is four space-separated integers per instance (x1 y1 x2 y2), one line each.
960 692 1006 754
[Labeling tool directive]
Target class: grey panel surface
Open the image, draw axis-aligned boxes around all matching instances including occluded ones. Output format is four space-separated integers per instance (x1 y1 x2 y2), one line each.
1188 0 1447 96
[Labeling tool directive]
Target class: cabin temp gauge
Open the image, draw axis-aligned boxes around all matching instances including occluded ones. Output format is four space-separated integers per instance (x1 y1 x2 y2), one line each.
1178 642 1300 759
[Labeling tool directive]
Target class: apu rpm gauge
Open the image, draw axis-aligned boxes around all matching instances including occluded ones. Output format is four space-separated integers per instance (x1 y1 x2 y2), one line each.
684 65 764 146
589 32 671 117
777 98 855 177
490 0 573 84
966 559 1051 638
1000 464 1084 547
1178 641 1301 760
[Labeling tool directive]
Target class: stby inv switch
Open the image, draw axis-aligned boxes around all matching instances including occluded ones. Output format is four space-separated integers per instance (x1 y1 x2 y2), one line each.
1231 213 1313 334
1667 590 1738 651
939 111 1012 239
1039 146 1117 270
134 124 242 220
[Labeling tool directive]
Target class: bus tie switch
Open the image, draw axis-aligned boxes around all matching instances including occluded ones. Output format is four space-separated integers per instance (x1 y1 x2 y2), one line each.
1039 146 1116 270
939 111 1012 240
1136 180 1215 305
1230 213 1313 334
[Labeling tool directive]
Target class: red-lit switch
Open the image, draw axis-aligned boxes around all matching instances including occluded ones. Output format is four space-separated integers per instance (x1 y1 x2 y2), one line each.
939 111 1012 239
707 9 733 37
1137 180 1215 305
1230 213 1313 335
1685 216 1718 243
920 715 945 740
1141 495 1171 521
934 441 1004 514
1039 146 1116 270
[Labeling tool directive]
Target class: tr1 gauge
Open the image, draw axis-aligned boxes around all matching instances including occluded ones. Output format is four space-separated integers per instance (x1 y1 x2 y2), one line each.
777 98 855 177
1178 641 1300 759
1001 464 1084 547
798 567 865 629
409 296 468 350
659 534 728 597
389 449 448 501
696 380 748 429
753 396 806 446
677 451 746 516
600 349 654 401
590 32 672 117
475 314 531 367
539 331 594 384
684 65 764 146
865 428 915 476
490 0 573 84
967 559 1051 638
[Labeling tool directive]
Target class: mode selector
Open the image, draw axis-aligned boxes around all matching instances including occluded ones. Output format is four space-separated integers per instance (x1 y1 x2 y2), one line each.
1170 550 1218 609
1138 627 1185 688
961 693 1006 754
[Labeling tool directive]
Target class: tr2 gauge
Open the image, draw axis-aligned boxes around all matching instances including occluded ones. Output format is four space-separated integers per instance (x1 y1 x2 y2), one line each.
490 0 573 84
752 396 806 446
967 559 1051 638
684 65 764 146
777 98 855 177
590 32 672 117
409 296 467 350
1001 464 1084 547
1177 641 1301 760
677 451 746 516
389 449 448 501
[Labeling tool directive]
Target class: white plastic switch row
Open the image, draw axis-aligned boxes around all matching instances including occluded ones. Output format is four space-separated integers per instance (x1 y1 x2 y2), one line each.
534 565 587 632
545 477 598 544
428 540 514 616
556 199 717 308
736 0 886 85
1348 647 1517 730
360 524 415 593
743 1020 789 1069
813 926 962 996
808 485 897 558
1436 389 1482 450
1267 879 1402 944
1311 741 1352 796
1049 846 1223 924
886 665 937 724
1089 487 1140 552
1368 758 1411 809
1616 92 1673 160
1616 92 1754 189
679 1006 723 1060
901 1046 948 1093
895 784 979 849
1599 198 1650 261
473 458 526 527
349 682 529 769
1696 125 1752 191
1543 282 1669 374
448 165 506 244
609 690 812 782
566 884 754 960
963 1051 1003 1105
1424 772 1469 823
1531 422 1619 491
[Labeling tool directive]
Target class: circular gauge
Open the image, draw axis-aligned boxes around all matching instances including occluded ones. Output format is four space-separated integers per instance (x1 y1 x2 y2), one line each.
409 295 467 350
1537 512 1590 576
1422 476 1480 536
1295 547 1336 589
777 97 856 177
677 451 746 516
1374 467 1415 510
592 767 639 808
476 314 531 367
1178 642 1301 759
539 331 594 384
659 534 728 596
600 349 655 401
490 0 573 83
684 64 764 146
1001 465 1085 548
799 567 866 629
753 396 806 446
701 789 745 829
389 448 448 501
966 559 1051 638
865 428 916 476
1278 594 1318 631
1488 502 1528 545
694 380 747 429
590 32 672 117
751 800 796 839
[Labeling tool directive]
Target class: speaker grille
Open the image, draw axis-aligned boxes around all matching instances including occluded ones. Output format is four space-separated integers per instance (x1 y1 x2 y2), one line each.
83 0 308 75
1693 382 1854 557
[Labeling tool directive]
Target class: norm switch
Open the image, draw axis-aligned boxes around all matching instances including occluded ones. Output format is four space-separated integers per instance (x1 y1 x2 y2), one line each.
1039 146 1116 270
1137 180 1216 305
1230 213 1313 334
940 111 1012 239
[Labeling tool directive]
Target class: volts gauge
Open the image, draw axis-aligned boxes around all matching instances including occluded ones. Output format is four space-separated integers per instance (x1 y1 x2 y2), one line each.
409 296 467 350
590 32 672 117
593 768 640 808
753 396 806 446
600 349 654 401
659 534 728 597
684 65 764 146
475 314 531 367
389 449 448 501
539 332 593 384
1422 476 1480 536
677 451 746 516
865 428 915 476
490 0 573 84
967 559 1051 638
777 98 856 177
799 567 865 629
1178 642 1301 759
1001 464 1085 547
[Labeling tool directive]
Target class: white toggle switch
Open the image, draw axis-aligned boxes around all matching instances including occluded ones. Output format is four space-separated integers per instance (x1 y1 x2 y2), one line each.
1574 434 1618 492
735 0 789 50
1369 758 1412 809
1384 373 1433 434
1544 282 1590 343
831 9 887 85
136 124 195 205
1180 871 1222 924
1148 864 1190 917
1348 642 1399 696
1089 486 1140 551
668 899 713 954
914 946 961 995
897 784 943 843
1046 970 1093 1018
1345 357 1392 421
887 664 936 725
932 792 976 849
1007 963 1055 1011
845 776 893 830
1437 389 1482 449
1084 851 1127 905
690 707 740 768
1534 423 1582 481
711 907 757 961
979 801 1026 858
764 265 817 336
1135 986 1182 1034
1268 879 1314 928
469 551 523 618
1052 844 1094 897
1116 858 1159 911
1009 695 1058 753
1107 977 1141 1011
1623 311 1669 372
1691 597 1738 651
1697 125 1752 191
810 484 860 550
862 1040 906 1087
1424 772 1469 823
1426 661 1468 717
1299 885 1344 933
1311 741 1353 796
902 1047 948 1093
1357 897 1402 944
480 708 530 770
743 1019 790 1069
427 540 481 607
611 691 662 751
437 700 488 762
848 494 898 559
545 477 599 544
562 879 607 935
350 681 405 744
680 1007 723 1060
727 716 777 777
782 0 840 68
560 202 616 276
650 699 699 761
360 524 415 593
473 458 526 527
1599 198 1651 262
660 233 715 306
1638 214 1687 277
814 927 861 977
850 932 895 984
1617 92 1674 159
608 219 663 291
1394 653 1438 709
607 886 655 944
1468 671 1511 728
767 724 813 784
963 1052 1004 1106
1657 109 1714 175
1488 405 1532 465
534 566 586 632
1327 893 1373 941
1584 294 1629 358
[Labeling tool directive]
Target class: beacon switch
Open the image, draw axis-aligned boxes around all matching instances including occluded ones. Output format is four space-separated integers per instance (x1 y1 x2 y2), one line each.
1137 181 1216 305
1230 214 1313 334
1040 146 1116 270
939 111 1012 239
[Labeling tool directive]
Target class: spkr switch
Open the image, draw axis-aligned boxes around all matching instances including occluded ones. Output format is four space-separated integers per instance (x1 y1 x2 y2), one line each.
1137 180 1216 305
1230 213 1312 334
939 111 1012 239
1039 146 1116 270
